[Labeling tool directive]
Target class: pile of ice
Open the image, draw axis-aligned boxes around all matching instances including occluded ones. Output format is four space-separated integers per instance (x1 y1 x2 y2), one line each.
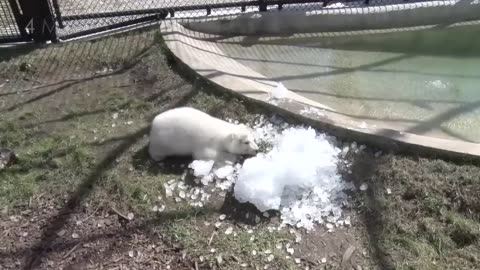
235 127 348 230
188 115 351 230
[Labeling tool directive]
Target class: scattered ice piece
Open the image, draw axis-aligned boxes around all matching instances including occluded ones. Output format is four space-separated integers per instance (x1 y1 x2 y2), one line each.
247 229 254 234
189 160 215 178
264 249 272 254
345 216 351 226
241 263 248 267
252 250 257 256
225 227 233 235
276 243 282 249
214 165 235 180
219 214 226 220
386 188 392 195
295 258 301 264
321 257 327 263
358 122 368 129
127 213 134 220
164 184 173 197
9 216 19 222
326 223 334 230
126 120 133 125
71 233 79 239
300 106 325 117
359 183 368 191
215 222 222 228
272 82 288 99
210 248 216 253
112 113 118 119
128 250 134 257
152 205 158 212
158 205 165 212
179 191 186 199
287 248 294 255
250 236 255 242
295 235 302 243
174 197 182 202
267 254 274 262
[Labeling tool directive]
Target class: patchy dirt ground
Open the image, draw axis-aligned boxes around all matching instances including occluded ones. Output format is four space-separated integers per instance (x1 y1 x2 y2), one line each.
0 26 479 270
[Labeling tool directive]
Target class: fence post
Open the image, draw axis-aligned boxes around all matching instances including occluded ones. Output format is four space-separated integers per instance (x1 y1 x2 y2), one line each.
259 0 267 12
17 0 58 43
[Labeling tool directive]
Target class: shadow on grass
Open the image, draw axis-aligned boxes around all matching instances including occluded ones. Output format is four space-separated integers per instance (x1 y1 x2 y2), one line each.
20 86 199 270
344 151 396 270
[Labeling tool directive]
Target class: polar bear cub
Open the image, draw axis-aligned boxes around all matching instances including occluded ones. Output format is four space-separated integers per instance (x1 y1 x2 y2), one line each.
148 107 259 162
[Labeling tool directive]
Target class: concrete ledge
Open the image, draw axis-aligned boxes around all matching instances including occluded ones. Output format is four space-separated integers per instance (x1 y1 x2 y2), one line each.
160 21 480 162
183 0 480 35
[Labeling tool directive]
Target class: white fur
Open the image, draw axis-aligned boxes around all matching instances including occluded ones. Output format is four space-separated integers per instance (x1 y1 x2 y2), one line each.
148 107 259 162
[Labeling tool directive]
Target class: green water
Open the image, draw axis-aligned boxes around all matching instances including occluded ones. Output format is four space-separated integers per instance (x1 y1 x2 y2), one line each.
218 24 480 142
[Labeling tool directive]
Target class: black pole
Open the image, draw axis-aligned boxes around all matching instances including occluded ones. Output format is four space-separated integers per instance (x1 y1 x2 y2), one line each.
259 0 267 12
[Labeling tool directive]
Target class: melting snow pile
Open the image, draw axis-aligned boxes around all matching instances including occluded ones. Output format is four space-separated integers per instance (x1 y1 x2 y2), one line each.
188 116 350 230
235 127 347 230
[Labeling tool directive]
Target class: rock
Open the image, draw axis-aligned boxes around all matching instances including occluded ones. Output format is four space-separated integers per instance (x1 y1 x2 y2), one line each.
0 149 18 170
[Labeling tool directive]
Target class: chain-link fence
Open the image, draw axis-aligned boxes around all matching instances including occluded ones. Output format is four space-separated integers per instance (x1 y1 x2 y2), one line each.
0 0 476 43
0 0 26 42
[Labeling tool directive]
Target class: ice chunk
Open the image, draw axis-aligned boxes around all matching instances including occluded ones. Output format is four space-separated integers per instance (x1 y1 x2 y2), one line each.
272 82 288 99
214 164 235 179
189 160 214 177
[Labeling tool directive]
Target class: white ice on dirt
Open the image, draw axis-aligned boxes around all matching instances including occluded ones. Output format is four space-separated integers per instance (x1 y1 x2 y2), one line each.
187 115 351 230
235 126 347 230
271 82 288 99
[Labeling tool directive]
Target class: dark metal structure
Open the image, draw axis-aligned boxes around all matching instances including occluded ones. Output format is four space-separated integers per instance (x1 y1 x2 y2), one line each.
0 0 426 44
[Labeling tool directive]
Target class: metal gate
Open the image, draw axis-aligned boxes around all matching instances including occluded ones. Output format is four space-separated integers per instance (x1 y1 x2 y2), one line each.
1 0 404 44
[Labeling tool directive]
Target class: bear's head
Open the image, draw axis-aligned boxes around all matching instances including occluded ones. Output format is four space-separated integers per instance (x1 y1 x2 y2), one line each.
225 124 259 156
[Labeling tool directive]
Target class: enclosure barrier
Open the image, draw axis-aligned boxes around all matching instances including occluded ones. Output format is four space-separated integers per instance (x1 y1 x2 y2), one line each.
0 0 455 43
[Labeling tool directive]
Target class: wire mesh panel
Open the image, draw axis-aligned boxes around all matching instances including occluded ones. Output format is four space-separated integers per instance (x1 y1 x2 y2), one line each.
1 0 465 42
54 0 257 39
0 0 25 42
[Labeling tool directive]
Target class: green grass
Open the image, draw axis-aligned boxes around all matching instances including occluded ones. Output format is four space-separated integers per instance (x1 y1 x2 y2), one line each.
167 218 298 269
2 26 480 270
350 153 480 270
